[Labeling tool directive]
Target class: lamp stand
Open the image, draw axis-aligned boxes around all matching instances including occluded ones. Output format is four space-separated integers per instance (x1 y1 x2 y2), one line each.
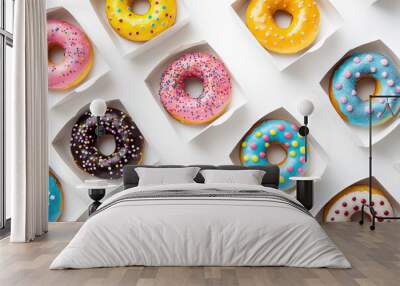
359 95 400 230
95 116 106 137
298 116 310 162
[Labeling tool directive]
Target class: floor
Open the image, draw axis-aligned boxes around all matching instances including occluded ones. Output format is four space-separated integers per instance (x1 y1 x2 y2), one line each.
0 219 11 239
0 222 399 286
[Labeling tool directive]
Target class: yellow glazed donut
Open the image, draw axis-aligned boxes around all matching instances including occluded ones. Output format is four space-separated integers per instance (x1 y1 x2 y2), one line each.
105 0 177 42
246 0 320 54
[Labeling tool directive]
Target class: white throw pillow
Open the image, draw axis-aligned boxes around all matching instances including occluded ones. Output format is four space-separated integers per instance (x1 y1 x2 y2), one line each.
200 169 266 185
136 167 201 186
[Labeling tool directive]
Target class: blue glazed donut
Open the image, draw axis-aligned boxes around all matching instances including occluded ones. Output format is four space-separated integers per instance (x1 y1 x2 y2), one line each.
240 119 307 191
330 52 400 127
48 172 63 222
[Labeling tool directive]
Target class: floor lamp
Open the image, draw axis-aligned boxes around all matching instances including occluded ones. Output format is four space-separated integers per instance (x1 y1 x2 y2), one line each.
359 95 400 230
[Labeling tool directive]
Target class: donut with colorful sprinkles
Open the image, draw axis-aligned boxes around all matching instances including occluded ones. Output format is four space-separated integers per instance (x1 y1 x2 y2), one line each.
159 52 232 125
323 185 394 223
240 119 307 191
330 52 400 127
105 0 177 42
246 0 320 54
70 107 144 180
47 19 94 90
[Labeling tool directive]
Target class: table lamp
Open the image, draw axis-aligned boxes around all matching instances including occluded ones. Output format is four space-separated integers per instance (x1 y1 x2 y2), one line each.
297 99 314 162
90 99 107 137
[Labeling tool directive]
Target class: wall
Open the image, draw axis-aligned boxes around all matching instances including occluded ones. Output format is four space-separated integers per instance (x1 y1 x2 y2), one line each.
47 0 400 221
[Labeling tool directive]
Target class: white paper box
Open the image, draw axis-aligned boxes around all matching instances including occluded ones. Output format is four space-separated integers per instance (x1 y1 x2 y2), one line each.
329 0 382 15
47 6 111 110
319 40 400 147
394 162 400 174
51 99 160 183
144 41 248 142
230 0 343 71
89 0 190 58
229 107 328 192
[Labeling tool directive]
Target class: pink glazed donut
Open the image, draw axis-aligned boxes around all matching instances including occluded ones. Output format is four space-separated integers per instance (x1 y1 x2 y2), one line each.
159 52 232 125
47 19 94 90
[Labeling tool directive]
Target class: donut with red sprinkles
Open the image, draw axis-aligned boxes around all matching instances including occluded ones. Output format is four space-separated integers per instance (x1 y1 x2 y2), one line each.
159 52 232 125
70 107 144 179
324 185 394 223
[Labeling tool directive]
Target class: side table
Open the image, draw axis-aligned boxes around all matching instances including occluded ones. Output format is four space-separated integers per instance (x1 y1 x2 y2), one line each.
77 182 120 216
289 177 320 210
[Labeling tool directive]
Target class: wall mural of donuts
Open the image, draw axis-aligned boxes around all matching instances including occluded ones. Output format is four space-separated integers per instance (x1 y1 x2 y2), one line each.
48 171 64 222
47 0 400 221
323 184 394 223
89 0 189 58
51 98 159 193
229 107 328 193
144 41 247 142
159 52 232 125
240 119 307 191
47 6 111 109
231 0 343 70
245 0 320 55
105 0 177 42
329 52 400 128
47 19 94 91
320 40 400 147
70 107 144 180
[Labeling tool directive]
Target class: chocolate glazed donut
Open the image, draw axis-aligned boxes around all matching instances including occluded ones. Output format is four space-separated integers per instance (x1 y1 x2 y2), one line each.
70 107 144 179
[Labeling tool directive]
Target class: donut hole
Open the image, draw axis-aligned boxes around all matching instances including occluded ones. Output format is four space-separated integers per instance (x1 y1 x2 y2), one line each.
266 143 287 165
130 0 151 15
273 10 293 29
350 211 371 222
48 45 65 65
356 77 378 101
96 134 116 156
184 77 204 99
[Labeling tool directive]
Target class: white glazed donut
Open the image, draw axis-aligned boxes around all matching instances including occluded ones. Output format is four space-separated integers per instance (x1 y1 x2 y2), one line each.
324 185 393 223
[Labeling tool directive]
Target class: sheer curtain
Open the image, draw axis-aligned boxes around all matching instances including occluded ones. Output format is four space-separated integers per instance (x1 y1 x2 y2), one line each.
8 0 48 242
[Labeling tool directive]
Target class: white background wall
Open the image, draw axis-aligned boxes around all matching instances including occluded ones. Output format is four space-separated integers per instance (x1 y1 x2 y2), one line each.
47 0 400 221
